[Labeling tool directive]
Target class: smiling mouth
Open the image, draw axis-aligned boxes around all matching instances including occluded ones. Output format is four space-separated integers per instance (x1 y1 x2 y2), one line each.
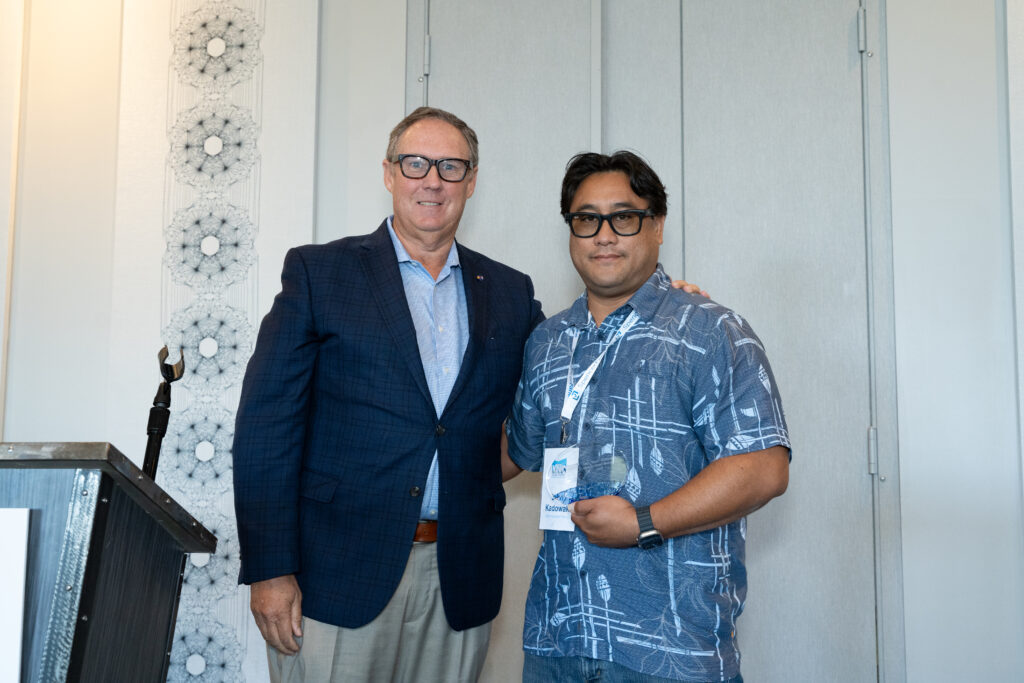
418 201 441 206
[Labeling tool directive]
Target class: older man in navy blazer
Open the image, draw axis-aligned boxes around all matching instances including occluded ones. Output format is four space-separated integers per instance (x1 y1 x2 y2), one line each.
233 107 543 682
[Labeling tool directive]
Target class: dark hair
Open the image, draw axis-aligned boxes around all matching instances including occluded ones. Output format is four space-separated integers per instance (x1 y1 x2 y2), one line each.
560 151 667 216
386 106 480 167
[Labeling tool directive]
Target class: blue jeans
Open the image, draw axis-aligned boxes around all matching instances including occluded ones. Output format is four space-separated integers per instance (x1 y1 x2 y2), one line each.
522 652 743 683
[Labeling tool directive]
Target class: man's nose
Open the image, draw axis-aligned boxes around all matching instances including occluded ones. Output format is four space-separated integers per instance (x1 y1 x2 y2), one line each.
593 219 618 244
421 164 444 186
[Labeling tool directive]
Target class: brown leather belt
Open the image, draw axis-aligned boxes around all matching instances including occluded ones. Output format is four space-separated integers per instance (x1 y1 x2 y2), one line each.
414 520 438 543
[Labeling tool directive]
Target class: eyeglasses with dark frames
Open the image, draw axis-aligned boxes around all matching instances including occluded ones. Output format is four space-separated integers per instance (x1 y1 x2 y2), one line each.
392 154 473 182
563 209 655 238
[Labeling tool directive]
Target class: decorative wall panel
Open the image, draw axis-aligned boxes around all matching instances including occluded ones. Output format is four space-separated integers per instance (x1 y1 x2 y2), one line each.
160 1 263 680
164 199 256 293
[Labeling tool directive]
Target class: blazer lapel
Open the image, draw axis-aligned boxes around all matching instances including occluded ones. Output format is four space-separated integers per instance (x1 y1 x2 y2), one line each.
359 222 432 406
444 243 489 413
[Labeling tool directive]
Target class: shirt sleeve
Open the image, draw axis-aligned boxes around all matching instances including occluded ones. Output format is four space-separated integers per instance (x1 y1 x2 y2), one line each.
233 247 320 583
691 309 791 461
506 340 546 472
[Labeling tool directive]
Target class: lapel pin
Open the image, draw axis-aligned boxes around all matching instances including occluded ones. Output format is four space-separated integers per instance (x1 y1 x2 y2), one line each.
476 274 484 281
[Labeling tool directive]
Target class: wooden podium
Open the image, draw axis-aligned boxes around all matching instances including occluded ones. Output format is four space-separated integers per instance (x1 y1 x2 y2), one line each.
0 442 216 682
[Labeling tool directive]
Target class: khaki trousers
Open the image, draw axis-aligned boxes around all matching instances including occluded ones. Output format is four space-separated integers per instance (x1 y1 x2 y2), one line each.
267 542 492 683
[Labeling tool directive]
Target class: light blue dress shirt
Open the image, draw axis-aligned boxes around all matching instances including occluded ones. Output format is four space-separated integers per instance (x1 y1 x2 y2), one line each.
387 219 469 520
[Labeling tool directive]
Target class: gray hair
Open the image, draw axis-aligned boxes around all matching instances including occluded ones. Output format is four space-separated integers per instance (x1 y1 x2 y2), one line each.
386 106 479 167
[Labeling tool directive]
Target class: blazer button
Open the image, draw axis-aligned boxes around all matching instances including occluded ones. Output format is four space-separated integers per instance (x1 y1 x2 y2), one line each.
435 424 446 436
410 486 422 497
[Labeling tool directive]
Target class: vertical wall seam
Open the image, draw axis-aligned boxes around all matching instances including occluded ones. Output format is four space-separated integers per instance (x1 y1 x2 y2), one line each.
312 0 325 244
678 0 685 276
867 0 907 678
0 0 32 441
591 0 602 152
424 0 431 106
856 7 887 681
999 0 1024 574
102 0 127 436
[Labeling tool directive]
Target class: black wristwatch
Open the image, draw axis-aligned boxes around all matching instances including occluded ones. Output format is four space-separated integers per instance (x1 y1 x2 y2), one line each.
635 505 664 549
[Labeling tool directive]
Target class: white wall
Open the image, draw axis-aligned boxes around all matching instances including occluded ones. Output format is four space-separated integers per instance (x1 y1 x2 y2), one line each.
314 0 405 242
888 0 1024 679
4 0 123 442
104 1 177 461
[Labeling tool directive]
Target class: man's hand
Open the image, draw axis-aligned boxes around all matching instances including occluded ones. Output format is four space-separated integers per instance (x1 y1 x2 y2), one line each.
251 574 303 655
671 279 709 298
569 496 640 548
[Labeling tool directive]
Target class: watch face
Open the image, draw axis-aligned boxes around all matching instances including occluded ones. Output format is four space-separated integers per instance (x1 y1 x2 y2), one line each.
638 530 664 550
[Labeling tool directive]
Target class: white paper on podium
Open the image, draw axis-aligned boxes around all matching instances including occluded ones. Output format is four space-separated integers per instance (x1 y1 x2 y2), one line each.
0 508 29 681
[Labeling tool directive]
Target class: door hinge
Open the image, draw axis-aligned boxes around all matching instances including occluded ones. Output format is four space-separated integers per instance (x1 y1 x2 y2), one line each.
857 6 867 54
867 426 878 475
423 34 431 76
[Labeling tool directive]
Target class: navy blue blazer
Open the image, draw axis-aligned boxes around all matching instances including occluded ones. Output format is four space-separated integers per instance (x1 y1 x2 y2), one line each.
233 221 543 630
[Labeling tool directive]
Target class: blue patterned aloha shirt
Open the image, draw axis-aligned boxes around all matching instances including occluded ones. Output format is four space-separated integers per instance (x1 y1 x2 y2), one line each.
506 265 791 682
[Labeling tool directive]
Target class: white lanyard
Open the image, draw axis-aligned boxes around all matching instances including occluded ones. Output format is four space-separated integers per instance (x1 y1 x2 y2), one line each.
559 310 640 443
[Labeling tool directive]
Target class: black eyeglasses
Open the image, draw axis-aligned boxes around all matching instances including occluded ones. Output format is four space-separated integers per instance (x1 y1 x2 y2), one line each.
563 210 655 237
392 154 473 182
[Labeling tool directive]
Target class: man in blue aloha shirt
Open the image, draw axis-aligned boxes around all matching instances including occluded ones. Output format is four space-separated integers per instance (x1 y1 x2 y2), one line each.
504 151 791 683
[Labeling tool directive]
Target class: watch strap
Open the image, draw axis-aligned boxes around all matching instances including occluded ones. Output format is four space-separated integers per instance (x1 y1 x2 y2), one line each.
636 505 655 535
635 505 663 549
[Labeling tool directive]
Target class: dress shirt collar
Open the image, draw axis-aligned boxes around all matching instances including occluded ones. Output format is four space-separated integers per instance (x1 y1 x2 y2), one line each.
386 216 461 273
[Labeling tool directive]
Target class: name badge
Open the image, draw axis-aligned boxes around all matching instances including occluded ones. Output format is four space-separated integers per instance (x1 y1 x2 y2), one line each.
540 446 578 531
